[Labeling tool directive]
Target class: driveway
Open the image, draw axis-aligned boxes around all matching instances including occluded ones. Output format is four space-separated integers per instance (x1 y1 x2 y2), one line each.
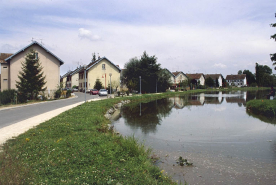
0 92 104 129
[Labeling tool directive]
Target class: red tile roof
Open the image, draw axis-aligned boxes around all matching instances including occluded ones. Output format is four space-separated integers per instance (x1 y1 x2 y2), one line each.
0 53 13 64
186 73 204 79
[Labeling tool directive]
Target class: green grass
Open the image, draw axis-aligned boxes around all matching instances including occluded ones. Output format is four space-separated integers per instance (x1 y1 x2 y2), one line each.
0 88 270 184
246 99 276 118
0 94 179 184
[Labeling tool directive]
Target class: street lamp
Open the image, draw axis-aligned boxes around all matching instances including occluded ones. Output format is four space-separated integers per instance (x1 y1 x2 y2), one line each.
139 76 141 94
84 67 87 102
109 73 112 98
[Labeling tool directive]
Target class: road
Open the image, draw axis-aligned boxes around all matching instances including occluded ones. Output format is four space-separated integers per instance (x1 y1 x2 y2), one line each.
0 92 104 129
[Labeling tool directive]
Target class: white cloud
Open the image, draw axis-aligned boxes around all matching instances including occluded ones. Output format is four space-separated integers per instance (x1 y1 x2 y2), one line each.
213 63 227 69
78 28 101 41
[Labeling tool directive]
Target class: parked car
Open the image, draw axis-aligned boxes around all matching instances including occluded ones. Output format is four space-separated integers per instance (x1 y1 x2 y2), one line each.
90 89 99 95
73 88 78 92
98 89 108 96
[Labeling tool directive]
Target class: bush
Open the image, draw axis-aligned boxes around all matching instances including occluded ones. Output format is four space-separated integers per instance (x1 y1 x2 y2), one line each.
117 91 120 96
54 89 61 99
66 90 72 98
0 89 16 105
126 90 129 96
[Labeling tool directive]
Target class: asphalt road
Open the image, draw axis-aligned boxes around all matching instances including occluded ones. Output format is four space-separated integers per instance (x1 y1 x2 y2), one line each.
0 92 103 129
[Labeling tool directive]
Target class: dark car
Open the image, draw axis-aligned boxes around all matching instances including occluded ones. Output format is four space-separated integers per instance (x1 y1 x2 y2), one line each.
90 89 99 95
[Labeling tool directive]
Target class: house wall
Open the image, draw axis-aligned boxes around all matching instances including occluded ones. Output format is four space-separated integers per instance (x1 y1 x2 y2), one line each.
9 45 60 91
175 73 188 84
199 75 205 86
71 73 79 88
1 63 9 91
218 76 222 87
62 77 67 87
87 59 120 90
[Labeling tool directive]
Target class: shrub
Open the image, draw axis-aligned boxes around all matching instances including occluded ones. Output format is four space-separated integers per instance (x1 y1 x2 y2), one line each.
54 89 61 99
0 89 16 105
66 90 72 98
126 90 129 96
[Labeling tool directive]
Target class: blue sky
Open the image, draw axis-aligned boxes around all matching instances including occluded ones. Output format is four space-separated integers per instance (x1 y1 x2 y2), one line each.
0 0 276 77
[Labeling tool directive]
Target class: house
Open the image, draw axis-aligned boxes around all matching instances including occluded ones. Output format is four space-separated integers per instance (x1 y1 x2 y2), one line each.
186 73 205 86
82 57 121 91
164 68 175 84
172 71 188 84
60 70 72 88
225 74 247 87
0 53 13 91
204 74 223 87
172 71 188 89
0 41 64 94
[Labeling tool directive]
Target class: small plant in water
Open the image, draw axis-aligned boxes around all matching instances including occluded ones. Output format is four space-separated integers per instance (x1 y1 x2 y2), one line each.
177 156 193 166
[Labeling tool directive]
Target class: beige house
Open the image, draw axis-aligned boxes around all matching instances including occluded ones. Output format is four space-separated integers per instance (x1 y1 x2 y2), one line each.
0 53 13 91
86 57 121 91
60 70 72 88
172 71 188 84
0 41 64 93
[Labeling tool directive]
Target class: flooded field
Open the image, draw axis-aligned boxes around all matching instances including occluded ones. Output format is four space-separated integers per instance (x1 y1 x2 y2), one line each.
111 91 276 184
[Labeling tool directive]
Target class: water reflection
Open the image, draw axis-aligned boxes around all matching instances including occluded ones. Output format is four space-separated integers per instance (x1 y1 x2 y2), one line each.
121 98 174 134
112 90 276 184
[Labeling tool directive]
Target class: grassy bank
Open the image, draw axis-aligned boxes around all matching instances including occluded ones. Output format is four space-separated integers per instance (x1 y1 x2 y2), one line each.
0 93 184 184
246 99 276 118
0 88 270 184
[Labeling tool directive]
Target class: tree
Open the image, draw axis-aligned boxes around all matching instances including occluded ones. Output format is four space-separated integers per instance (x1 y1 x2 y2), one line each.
270 16 276 70
111 80 120 91
242 69 256 86
255 63 273 86
205 77 214 87
16 49 46 102
122 51 170 93
93 79 103 90
238 70 243 75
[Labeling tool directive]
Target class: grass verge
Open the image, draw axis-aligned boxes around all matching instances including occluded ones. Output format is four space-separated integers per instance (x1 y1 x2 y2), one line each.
246 99 276 118
0 93 182 184
0 88 270 184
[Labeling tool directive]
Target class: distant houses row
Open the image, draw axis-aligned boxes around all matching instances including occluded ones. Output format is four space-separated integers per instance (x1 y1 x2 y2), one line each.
0 41 248 94
165 69 247 89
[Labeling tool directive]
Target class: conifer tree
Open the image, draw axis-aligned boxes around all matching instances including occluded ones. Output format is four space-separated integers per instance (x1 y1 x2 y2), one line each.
93 79 103 90
16 49 46 102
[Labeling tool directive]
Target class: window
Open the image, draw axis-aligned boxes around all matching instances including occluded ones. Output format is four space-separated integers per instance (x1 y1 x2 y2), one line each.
102 64 105 70
35 52 38 60
3 66 7 68
3 79 7 81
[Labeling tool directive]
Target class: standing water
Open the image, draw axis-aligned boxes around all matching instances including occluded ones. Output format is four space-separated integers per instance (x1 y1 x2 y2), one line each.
111 91 276 185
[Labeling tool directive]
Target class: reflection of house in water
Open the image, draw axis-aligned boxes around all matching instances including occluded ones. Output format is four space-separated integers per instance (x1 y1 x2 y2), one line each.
187 93 205 106
204 91 223 104
169 96 186 109
225 91 247 106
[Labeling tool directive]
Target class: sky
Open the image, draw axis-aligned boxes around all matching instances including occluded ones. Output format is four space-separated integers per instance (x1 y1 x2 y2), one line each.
0 0 276 77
